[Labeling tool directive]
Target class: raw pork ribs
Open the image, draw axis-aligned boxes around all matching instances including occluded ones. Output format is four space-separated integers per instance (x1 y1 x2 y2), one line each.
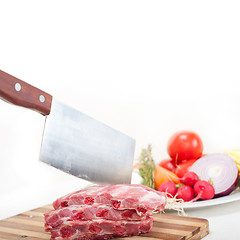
44 184 167 240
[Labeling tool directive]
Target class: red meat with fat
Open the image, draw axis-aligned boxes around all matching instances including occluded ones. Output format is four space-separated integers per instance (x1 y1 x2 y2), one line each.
47 216 153 240
45 184 167 240
45 203 151 230
53 184 166 215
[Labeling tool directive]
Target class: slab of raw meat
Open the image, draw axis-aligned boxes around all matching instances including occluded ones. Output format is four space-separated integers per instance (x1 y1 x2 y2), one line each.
53 184 166 215
45 204 151 230
46 216 153 240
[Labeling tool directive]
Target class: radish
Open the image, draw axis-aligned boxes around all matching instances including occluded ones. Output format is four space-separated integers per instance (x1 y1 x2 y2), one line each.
192 180 215 201
180 172 199 186
190 153 239 197
158 181 177 198
176 185 195 202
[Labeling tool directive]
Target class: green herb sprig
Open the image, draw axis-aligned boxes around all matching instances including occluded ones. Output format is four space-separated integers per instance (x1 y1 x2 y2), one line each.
139 144 155 189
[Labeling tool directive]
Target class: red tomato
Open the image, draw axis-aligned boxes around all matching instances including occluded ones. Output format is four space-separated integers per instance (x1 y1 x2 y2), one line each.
159 159 176 173
167 131 203 164
175 159 198 178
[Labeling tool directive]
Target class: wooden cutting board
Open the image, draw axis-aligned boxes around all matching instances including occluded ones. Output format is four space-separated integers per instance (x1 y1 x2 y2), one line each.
0 205 209 240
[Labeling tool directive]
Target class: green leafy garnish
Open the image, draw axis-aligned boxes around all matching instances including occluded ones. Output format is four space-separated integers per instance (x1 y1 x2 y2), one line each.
138 144 155 189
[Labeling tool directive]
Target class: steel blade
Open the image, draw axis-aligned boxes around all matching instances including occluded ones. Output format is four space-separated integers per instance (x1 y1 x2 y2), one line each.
40 99 135 184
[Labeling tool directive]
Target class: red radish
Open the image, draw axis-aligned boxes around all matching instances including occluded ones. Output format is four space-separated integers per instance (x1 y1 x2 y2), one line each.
180 172 199 186
158 181 177 198
190 153 238 197
176 185 195 202
192 180 215 201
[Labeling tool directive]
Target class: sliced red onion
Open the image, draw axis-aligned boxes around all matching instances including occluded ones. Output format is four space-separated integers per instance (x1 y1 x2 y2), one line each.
189 153 239 198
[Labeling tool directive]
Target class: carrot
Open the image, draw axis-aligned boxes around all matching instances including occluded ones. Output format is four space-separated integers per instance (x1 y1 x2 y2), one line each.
154 165 180 190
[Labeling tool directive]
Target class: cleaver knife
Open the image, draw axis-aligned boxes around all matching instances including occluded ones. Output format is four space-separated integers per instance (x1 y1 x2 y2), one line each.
0 70 135 184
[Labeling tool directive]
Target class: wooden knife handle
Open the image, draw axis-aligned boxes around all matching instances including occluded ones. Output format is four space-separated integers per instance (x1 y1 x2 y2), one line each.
0 70 52 115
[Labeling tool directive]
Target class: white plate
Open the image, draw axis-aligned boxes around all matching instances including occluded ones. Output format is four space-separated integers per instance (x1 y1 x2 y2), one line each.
172 187 240 209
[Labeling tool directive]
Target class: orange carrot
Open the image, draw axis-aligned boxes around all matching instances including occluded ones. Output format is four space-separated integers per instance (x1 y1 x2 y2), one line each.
154 165 180 190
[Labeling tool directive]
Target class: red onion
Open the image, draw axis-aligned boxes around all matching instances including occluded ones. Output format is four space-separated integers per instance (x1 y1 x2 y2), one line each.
189 153 239 198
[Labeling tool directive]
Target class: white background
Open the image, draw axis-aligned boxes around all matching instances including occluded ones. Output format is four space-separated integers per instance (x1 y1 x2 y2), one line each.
0 1 240 238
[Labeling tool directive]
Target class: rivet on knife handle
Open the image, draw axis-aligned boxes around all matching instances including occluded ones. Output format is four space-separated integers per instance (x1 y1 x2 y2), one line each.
0 70 52 115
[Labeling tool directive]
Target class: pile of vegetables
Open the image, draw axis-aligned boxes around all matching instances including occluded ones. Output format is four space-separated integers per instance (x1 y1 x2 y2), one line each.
137 130 240 203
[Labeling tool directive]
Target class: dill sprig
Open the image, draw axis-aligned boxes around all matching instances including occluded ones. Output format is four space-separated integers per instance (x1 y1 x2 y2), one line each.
138 144 155 189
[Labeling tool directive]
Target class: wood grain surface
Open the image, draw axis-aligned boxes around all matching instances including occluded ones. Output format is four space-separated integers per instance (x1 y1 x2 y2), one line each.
0 205 209 240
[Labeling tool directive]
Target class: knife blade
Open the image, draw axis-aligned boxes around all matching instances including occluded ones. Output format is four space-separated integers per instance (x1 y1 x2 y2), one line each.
0 70 135 184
